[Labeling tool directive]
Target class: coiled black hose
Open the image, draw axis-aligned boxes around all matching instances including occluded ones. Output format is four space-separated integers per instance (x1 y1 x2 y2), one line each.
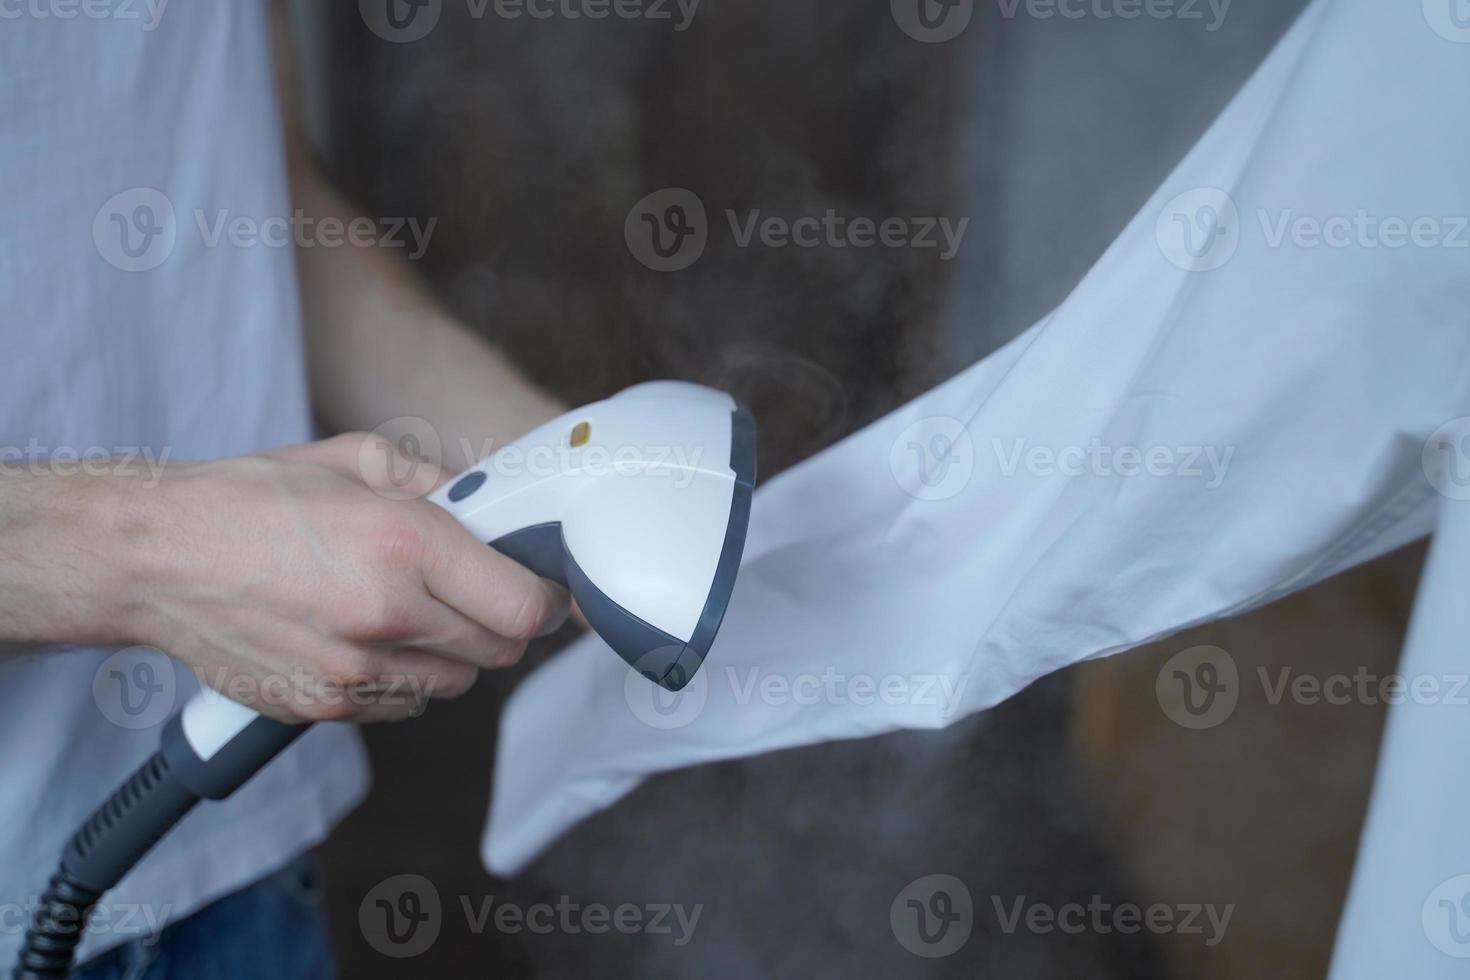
12 874 103 980
13 752 200 979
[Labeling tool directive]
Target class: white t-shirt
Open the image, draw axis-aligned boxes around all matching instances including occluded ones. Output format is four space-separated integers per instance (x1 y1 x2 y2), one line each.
0 1 369 964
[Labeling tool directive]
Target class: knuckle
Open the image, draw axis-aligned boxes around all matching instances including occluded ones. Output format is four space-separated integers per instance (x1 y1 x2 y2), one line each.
334 431 377 454
368 513 427 571
316 431 373 467
317 647 380 688
342 590 417 643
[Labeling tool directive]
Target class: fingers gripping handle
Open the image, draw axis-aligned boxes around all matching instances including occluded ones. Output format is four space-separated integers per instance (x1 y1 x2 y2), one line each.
164 386 756 786
159 473 481 790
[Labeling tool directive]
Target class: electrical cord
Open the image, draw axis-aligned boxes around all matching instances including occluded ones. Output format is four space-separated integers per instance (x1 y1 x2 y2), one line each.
14 752 199 978
13 714 305 979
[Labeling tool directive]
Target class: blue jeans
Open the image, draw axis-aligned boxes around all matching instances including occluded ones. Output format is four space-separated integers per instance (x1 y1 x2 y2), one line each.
73 855 337 980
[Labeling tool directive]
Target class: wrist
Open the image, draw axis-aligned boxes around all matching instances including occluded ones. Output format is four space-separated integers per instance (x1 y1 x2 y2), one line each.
0 465 191 648
85 465 185 648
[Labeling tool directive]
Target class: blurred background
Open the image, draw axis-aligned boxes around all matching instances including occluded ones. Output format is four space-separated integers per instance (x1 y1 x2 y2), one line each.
284 1 1423 976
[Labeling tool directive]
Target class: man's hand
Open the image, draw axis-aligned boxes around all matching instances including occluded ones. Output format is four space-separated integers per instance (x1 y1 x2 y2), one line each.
0 434 569 723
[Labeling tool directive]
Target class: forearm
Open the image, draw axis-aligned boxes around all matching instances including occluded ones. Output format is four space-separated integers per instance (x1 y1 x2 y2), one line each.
0 440 566 716
268 0 560 472
290 162 565 473
0 469 153 649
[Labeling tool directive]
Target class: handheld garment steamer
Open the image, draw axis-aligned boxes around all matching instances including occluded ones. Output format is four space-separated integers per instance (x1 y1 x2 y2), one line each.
15 382 756 979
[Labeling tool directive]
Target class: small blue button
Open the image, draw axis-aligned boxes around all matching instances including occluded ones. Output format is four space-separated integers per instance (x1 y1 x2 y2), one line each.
448 471 487 503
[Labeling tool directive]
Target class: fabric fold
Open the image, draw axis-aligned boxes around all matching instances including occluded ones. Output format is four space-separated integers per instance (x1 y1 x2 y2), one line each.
484 0 1470 875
